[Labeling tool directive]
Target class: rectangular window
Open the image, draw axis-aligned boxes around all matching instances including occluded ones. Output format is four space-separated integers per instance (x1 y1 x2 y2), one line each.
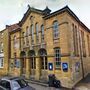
54 48 61 69
0 58 4 68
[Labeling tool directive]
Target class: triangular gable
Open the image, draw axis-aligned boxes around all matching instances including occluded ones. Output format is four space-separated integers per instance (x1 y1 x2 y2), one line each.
19 5 43 26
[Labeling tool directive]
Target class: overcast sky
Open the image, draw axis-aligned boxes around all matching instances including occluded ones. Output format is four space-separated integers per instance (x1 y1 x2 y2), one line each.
0 0 90 30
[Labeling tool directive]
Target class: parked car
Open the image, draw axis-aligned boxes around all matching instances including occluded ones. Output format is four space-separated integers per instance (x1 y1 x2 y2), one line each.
0 77 35 90
0 86 7 90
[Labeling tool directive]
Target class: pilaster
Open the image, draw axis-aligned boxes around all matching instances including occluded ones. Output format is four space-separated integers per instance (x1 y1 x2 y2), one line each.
35 57 41 80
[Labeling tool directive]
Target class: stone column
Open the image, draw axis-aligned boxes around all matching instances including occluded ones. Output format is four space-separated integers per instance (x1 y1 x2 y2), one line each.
35 57 41 80
25 58 30 79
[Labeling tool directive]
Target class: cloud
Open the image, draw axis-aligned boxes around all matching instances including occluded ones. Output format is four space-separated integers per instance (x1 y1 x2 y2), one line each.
0 0 90 30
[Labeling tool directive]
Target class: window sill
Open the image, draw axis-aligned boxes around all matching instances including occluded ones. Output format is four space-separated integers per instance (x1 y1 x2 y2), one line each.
0 67 4 69
53 38 59 40
55 68 61 70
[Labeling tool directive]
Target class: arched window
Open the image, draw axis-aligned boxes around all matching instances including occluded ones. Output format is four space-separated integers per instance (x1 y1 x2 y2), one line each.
22 32 25 45
36 23 39 36
53 21 59 39
26 26 29 36
28 50 36 69
13 35 17 48
35 23 39 43
31 25 34 44
26 26 29 46
41 25 44 42
30 16 33 23
72 24 79 56
13 35 19 49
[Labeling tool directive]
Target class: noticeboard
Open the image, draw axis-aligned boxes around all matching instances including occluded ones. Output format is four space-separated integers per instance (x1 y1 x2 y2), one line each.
62 63 68 72
48 63 53 70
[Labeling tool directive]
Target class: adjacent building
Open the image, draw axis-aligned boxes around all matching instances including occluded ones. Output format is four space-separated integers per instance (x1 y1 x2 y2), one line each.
0 28 9 76
0 6 90 88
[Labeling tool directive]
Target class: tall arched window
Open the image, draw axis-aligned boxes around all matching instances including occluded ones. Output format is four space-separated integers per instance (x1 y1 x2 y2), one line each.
31 25 34 44
53 21 59 39
41 25 44 42
26 26 29 46
35 23 39 43
72 24 79 56
22 32 25 45
26 26 29 36
13 35 17 48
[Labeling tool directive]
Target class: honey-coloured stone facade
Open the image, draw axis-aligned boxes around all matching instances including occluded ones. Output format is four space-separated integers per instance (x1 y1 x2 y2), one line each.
0 6 90 88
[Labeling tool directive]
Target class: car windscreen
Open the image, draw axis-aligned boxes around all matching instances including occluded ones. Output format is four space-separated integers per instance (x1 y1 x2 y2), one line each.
15 79 28 88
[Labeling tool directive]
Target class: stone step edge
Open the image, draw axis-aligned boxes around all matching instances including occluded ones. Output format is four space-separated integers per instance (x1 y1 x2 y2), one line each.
26 79 48 87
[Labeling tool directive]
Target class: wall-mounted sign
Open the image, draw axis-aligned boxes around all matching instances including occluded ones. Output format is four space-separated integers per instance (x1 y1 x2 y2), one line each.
62 63 68 72
48 63 53 70
75 62 80 72
15 59 20 68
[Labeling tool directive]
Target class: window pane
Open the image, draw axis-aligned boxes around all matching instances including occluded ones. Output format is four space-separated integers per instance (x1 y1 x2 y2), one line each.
41 25 44 42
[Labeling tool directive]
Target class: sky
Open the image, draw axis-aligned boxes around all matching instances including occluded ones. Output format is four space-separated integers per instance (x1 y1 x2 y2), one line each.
0 0 90 30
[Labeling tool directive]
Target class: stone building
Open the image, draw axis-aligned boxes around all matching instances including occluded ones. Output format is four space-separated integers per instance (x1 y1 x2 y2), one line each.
8 6 90 88
0 28 9 76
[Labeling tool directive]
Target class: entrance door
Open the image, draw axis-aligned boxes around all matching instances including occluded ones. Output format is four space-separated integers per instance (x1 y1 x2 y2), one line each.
41 56 48 80
30 57 36 79
21 58 26 75
28 50 36 79
20 51 26 76
38 49 48 80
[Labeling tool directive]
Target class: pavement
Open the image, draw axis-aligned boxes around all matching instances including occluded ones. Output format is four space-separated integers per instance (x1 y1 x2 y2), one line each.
26 79 71 90
28 82 71 90
26 73 90 90
73 74 90 90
